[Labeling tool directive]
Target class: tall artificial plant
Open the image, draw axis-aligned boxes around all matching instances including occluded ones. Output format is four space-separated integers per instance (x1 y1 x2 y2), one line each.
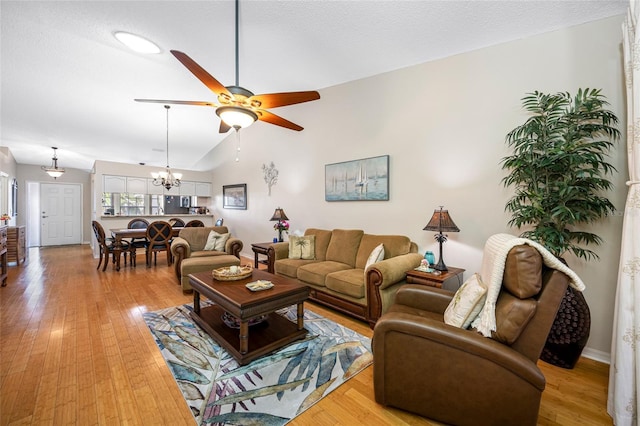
501 88 620 261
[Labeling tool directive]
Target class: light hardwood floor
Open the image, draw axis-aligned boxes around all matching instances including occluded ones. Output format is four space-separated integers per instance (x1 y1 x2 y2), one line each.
1 245 612 425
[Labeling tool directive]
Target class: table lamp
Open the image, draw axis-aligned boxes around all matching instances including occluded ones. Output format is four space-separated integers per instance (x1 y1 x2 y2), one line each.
423 206 460 271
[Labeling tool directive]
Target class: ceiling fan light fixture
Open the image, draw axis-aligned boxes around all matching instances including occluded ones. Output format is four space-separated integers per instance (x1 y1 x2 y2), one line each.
216 106 257 129
114 31 161 54
41 147 65 179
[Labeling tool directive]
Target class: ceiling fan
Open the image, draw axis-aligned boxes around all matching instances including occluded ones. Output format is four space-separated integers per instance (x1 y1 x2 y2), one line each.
135 0 320 132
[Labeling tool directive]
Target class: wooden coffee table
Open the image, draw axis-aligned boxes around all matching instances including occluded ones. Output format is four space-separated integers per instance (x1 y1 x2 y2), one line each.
188 269 310 365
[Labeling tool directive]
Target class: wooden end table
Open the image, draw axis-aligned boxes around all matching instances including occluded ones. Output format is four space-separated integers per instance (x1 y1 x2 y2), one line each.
406 266 465 290
188 269 309 365
251 242 274 269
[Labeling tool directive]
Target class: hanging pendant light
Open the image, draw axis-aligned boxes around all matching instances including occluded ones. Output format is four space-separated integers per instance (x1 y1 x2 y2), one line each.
151 105 182 190
41 147 65 179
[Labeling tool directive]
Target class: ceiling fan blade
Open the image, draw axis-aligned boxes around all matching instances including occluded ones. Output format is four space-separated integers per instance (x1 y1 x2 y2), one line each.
219 121 231 133
249 91 320 109
134 99 217 107
257 110 304 131
170 50 231 98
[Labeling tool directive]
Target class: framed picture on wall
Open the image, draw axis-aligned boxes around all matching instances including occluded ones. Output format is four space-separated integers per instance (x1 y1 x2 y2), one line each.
223 184 247 209
325 155 389 201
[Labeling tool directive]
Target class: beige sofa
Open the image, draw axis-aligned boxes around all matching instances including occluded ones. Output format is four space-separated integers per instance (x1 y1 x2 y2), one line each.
170 226 243 291
267 228 423 327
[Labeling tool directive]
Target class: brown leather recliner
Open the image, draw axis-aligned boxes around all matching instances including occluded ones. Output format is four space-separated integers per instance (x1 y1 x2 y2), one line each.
373 245 570 426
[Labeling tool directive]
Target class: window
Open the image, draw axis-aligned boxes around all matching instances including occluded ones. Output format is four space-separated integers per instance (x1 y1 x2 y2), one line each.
102 193 115 215
102 193 163 216
120 193 145 216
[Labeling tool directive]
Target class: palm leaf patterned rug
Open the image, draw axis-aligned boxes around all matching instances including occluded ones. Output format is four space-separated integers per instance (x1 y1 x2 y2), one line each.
143 303 373 425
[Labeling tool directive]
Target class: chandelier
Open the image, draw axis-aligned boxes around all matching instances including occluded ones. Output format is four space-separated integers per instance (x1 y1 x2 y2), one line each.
41 147 65 179
151 105 182 190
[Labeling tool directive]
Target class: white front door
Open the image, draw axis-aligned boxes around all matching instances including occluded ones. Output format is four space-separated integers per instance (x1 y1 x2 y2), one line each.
40 183 82 246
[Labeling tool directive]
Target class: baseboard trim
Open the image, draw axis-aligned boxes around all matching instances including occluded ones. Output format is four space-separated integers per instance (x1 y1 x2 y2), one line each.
581 347 610 364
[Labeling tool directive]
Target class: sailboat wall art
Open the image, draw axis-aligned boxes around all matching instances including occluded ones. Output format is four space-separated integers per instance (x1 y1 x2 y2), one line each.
325 155 389 201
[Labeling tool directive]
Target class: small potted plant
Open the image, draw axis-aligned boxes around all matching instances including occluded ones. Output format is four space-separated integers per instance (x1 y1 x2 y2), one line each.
501 88 620 368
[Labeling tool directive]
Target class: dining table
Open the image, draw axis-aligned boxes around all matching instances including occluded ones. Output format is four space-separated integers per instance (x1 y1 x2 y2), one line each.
110 227 183 271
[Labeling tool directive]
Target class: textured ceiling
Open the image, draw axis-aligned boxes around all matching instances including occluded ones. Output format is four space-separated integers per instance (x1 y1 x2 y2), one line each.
0 0 628 172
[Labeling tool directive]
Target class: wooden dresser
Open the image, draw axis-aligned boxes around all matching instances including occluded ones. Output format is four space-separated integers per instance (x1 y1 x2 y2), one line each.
0 225 7 286
7 225 26 265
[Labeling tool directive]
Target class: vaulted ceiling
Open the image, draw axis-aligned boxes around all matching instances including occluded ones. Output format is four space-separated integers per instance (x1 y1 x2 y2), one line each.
0 0 628 172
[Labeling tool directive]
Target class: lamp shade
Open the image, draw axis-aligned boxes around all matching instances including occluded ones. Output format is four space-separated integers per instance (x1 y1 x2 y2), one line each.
423 207 460 233
216 106 258 129
270 208 289 221
41 147 65 180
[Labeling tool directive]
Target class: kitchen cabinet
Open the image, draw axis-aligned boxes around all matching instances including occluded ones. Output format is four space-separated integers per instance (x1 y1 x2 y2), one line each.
179 181 196 196
147 178 165 195
103 175 126 193
195 182 212 197
126 177 147 194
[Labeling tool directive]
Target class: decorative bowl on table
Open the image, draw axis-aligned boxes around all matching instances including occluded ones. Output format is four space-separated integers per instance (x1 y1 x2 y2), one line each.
212 264 253 281
221 311 268 329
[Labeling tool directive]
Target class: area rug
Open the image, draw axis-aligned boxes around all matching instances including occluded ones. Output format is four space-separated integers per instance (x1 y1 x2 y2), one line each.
143 303 373 425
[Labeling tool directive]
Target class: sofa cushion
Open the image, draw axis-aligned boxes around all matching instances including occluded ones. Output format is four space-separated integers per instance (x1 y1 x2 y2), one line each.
178 226 229 251
180 254 240 291
304 229 332 261
491 291 537 344
444 273 487 329
325 229 364 267
364 243 385 278
355 234 412 269
503 245 543 299
325 269 366 299
289 235 316 260
275 258 318 279
297 261 353 287
191 250 227 258
204 231 230 251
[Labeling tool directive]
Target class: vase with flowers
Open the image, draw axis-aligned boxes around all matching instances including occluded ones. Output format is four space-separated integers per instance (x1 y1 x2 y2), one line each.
274 220 289 242
1 214 9 225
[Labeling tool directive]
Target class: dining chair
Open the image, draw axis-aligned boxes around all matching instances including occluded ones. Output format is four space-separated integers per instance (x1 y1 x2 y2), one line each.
185 219 205 227
169 217 185 227
215 218 224 226
146 221 173 267
92 220 131 271
127 218 149 266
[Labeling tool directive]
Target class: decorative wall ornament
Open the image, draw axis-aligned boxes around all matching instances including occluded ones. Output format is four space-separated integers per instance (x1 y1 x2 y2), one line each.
262 161 279 196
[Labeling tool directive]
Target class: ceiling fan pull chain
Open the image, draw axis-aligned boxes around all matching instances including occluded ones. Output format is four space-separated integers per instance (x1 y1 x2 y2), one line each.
235 130 241 163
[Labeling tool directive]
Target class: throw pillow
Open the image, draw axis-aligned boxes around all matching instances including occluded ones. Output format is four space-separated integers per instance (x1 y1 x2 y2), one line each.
364 243 385 278
203 231 231 251
288 235 316 260
444 273 487 329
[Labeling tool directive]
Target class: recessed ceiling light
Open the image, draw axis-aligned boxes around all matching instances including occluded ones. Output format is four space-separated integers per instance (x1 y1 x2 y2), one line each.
114 31 161 54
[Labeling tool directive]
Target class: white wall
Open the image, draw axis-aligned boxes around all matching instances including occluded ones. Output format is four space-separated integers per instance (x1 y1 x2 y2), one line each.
206 16 627 359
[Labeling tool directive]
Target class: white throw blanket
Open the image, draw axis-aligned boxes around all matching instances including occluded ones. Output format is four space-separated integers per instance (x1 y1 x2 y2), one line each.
470 233 586 337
